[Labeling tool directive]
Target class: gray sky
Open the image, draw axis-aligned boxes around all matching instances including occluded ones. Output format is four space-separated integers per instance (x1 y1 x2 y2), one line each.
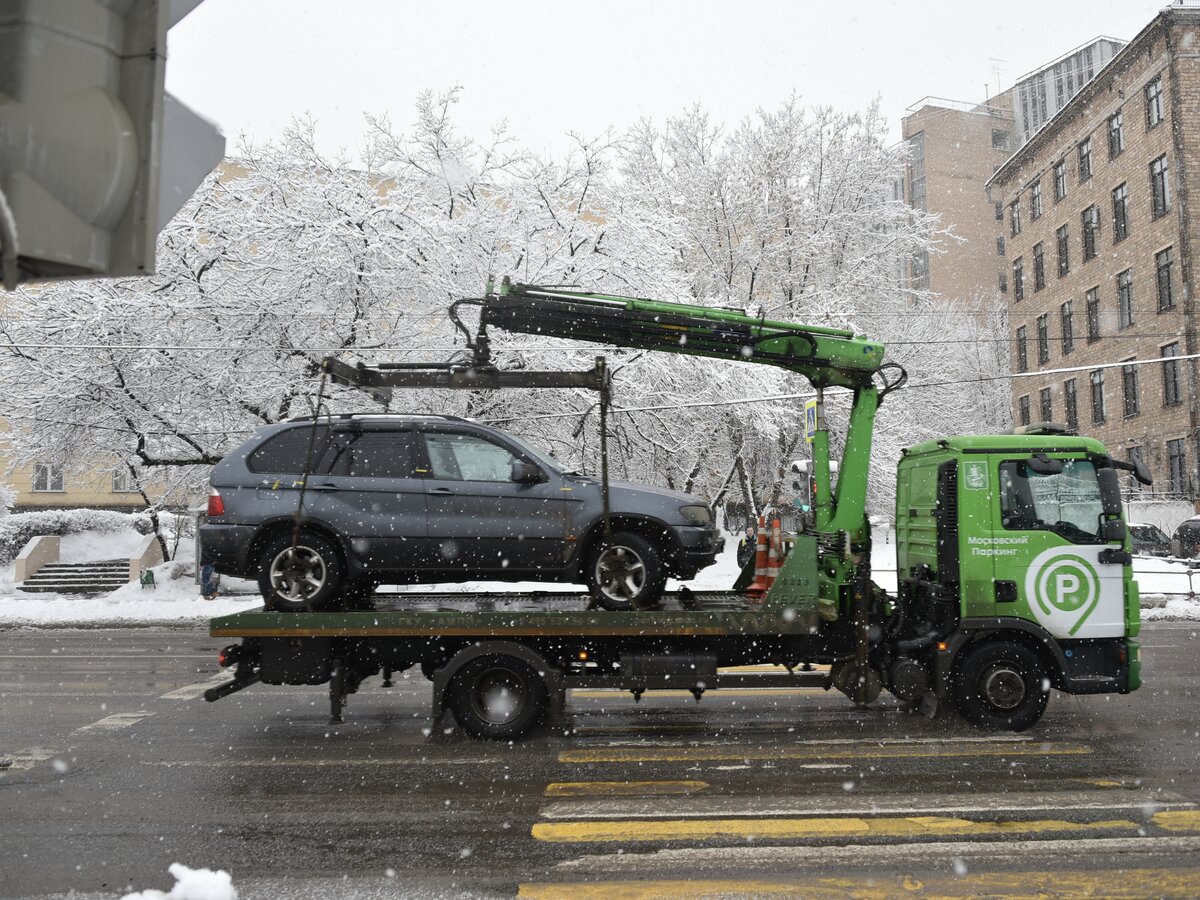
167 0 1166 159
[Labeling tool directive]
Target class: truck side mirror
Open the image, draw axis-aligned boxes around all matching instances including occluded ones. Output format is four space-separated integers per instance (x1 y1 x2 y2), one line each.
511 461 544 484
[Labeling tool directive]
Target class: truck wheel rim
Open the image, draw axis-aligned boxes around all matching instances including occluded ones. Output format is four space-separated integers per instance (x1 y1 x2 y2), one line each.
980 663 1026 710
595 546 647 603
269 546 326 601
469 667 526 725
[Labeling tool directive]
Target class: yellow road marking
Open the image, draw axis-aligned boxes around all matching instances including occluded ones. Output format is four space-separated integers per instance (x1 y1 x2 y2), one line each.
559 743 1092 764
1155 810 1200 831
531 814 1132 844
1076 778 1124 788
545 780 708 798
518 868 1200 899
570 688 826 698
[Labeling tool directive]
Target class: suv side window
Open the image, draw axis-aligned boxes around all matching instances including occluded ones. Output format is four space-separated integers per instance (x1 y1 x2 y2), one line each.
421 432 520 482
248 426 333 474
325 429 417 478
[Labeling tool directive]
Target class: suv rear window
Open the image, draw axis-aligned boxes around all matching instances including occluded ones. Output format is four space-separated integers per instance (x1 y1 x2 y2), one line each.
249 426 416 477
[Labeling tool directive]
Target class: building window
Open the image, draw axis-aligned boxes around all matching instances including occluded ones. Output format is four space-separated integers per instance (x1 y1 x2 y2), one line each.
32 463 65 493
1064 378 1079 431
1061 301 1074 355
999 270 1008 294
1168 438 1187 495
994 201 1003 221
1033 243 1045 291
1016 326 1028 372
1013 257 1025 302
1039 387 1053 422
1018 395 1031 427
996 236 1006 256
1146 76 1163 129
1123 362 1139 418
1117 269 1133 329
1056 224 1069 277
1163 343 1181 406
908 132 926 210
1151 155 1171 218
1037 314 1050 364
1053 160 1067 201
1078 137 1093 182
1030 181 1043 220
1010 198 1022 236
1086 287 1100 342
1112 183 1129 242
112 467 137 493
992 129 1011 150
1090 370 1106 424
1082 205 1099 261
1108 110 1125 158
1156 247 1175 312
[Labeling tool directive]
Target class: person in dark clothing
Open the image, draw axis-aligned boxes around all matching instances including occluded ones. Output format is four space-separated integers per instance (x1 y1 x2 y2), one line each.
736 525 756 569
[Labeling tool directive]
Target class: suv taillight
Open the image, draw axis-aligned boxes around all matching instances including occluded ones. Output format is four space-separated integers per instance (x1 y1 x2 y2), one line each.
207 487 225 517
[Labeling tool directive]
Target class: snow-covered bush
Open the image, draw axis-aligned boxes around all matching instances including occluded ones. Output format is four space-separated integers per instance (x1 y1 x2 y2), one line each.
0 509 152 565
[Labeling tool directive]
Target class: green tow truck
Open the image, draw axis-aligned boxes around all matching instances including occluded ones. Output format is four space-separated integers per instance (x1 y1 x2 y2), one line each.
207 281 1147 738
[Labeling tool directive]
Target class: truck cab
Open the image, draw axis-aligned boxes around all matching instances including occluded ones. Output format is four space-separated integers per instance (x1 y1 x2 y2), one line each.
894 427 1141 729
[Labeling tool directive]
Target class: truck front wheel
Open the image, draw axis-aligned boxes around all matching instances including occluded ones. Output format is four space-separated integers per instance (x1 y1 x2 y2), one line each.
952 641 1049 732
448 655 548 740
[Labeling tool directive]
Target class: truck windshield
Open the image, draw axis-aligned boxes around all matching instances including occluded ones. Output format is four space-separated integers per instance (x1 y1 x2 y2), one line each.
999 459 1105 543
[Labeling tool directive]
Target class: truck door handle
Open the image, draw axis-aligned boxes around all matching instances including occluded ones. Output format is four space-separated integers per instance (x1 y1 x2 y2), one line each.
1098 548 1132 564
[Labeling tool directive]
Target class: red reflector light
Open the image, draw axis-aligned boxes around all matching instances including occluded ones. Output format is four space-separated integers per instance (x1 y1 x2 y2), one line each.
218 649 229 667
207 488 225 517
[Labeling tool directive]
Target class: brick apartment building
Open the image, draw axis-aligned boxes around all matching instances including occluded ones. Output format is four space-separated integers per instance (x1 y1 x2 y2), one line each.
987 4 1200 499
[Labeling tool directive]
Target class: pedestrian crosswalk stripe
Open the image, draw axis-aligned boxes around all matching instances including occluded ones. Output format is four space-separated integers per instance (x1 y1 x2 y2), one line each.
545 780 708 798
558 741 1090 764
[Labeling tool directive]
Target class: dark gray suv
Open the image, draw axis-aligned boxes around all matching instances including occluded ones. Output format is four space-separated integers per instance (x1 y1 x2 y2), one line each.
201 414 724 611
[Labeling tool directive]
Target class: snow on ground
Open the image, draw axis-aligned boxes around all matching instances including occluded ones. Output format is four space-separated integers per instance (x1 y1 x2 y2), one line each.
121 863 237 900
1 527 1198 627
59 527 154 563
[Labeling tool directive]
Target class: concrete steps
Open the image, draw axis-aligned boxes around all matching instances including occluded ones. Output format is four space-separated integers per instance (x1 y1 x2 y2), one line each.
18 560 131 595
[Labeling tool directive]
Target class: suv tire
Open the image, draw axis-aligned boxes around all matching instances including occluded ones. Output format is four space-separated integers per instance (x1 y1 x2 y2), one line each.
258 532 345 612
586 530 666 611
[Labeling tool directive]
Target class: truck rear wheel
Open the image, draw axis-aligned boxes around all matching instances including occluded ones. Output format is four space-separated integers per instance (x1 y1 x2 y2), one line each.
952 641 1049 732
448 655 548 740
586 531 666 611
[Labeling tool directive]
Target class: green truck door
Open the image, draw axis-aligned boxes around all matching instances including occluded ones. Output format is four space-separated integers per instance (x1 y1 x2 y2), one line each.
985 456 1126 639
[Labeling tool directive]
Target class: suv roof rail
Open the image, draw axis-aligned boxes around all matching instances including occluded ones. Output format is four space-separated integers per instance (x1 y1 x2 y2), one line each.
285 412 470 424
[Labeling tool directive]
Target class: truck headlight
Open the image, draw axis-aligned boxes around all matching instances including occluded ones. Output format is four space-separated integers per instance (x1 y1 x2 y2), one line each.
679 505 713 525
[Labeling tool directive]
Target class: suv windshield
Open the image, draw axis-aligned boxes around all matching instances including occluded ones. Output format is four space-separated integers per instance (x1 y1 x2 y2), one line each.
999 458 1105 542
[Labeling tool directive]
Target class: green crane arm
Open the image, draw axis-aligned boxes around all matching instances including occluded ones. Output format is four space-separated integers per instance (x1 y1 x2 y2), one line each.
477 280 899 542
480 281 884 390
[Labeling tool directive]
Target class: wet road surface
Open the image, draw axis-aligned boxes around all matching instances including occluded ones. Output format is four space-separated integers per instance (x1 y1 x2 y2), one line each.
1 622 1199 898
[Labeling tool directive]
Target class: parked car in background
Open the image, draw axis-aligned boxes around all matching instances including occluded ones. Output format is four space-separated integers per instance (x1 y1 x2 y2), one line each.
1128 522 1171 557
1171 517 1200 559
200 414 724 612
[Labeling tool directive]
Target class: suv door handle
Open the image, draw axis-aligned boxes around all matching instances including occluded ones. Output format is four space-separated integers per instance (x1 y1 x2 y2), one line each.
431 487 454 494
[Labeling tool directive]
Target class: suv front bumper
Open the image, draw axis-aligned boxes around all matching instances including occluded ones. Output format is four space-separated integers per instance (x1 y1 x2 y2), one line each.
672 526 725 579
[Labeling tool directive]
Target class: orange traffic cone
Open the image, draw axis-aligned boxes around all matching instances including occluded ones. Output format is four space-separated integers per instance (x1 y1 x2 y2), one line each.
764 518 783 593
746 515 769 599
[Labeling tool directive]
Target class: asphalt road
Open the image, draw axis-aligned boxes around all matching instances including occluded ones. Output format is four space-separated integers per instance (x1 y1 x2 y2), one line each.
2 622 1199 899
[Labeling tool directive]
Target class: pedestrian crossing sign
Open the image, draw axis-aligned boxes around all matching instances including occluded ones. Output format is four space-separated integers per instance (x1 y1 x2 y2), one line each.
804 400 818 443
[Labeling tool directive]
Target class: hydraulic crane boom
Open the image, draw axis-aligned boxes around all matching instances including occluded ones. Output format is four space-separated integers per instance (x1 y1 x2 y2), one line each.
473 279 904 547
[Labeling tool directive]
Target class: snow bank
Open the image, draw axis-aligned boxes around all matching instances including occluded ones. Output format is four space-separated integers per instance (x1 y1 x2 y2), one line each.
60 528 151 563
121 863 237 900
0 508 151 564
1142 597 1200 621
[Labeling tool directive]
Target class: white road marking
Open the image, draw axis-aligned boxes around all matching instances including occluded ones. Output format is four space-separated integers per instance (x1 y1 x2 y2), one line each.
538 790 1194 821
143 756 509 767
553 835 1200 873
159 673 230 700
582 734 1034 748
0 654 213 659
1 748 58 771
72 711 154 734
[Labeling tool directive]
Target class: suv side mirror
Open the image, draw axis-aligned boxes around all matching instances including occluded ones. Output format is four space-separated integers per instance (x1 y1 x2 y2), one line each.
511 461 544 484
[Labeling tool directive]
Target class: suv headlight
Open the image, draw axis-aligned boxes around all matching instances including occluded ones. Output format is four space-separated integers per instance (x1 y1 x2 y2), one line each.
679 504 713 526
